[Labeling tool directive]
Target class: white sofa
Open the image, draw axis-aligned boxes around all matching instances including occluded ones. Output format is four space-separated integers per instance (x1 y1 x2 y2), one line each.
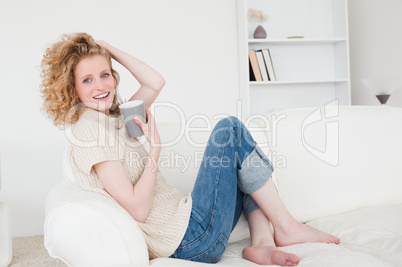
44 106 402 267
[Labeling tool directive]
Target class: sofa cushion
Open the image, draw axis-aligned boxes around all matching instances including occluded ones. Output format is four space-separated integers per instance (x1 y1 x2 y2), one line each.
264 106 402 222
150 239 393 266
306 204 402 267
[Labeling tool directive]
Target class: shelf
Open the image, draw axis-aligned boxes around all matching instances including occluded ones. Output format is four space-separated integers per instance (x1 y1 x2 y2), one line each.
248 38 347 45
237 0 351 117
250 79 349 85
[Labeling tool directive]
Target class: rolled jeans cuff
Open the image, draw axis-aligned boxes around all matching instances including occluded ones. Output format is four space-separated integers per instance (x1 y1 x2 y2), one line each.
237 145 273 195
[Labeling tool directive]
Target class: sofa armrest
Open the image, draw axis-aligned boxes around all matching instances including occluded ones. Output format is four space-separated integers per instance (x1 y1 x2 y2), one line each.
44 180 149 266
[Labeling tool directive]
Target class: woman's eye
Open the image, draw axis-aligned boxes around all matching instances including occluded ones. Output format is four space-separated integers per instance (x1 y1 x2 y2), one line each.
83 78 91 83
102 73 109 78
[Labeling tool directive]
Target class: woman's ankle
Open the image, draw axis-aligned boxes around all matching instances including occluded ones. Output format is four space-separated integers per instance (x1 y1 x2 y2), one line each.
272 218 300 236
251 239 276 248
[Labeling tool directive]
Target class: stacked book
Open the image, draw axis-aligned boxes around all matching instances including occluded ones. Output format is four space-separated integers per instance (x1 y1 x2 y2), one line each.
249 49 276 82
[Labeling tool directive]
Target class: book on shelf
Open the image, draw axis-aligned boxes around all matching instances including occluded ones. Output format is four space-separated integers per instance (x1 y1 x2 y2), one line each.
249 60 256 81
248 50 262 81
260 49 276 81
255 50 269 81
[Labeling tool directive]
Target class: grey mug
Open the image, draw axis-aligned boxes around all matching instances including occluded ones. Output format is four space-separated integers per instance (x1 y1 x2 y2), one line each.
120 100 147 138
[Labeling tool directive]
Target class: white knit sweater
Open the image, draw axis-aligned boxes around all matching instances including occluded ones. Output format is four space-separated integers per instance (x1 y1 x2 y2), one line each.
67 108 192 259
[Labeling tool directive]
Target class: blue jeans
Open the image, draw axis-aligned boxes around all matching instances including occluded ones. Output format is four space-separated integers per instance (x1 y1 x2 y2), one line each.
170 116 273 263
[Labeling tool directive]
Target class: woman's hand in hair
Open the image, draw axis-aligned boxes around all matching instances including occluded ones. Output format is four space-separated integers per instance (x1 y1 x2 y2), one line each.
95 40 112 53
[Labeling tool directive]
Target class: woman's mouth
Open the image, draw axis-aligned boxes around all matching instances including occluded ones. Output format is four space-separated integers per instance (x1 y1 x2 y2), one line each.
93 92 110 100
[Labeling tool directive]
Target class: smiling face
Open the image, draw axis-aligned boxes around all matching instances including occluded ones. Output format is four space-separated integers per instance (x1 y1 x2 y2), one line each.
74 54 115 115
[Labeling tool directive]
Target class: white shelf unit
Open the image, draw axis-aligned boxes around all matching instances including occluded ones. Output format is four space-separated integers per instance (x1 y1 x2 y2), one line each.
237 0 351 118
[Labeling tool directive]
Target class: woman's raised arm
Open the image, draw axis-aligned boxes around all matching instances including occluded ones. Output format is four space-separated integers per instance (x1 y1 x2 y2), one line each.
96 40 165 107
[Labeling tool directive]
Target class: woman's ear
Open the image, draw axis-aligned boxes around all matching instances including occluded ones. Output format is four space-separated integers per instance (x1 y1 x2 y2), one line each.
113 74 117 88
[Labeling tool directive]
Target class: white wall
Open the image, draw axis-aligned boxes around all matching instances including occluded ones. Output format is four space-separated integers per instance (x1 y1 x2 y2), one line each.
348 0 402 106
0 0 239 237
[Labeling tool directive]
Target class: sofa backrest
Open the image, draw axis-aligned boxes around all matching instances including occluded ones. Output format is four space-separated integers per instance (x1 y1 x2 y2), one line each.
263 106 402 222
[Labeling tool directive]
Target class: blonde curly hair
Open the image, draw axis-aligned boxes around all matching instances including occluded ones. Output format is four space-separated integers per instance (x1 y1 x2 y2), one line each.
40 32 122 128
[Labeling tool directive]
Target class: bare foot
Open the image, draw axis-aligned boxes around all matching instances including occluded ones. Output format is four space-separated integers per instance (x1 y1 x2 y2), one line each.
274 221 340 247
242 245 299 266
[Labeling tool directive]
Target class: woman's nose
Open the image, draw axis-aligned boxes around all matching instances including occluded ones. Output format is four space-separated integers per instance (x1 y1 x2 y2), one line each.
95 78 105 90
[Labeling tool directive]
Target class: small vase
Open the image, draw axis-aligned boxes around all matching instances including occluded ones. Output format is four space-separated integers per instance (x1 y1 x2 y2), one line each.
253 25 267 39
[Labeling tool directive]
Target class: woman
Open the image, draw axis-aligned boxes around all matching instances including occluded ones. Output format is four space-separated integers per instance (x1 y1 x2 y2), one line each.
40 33 339 266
